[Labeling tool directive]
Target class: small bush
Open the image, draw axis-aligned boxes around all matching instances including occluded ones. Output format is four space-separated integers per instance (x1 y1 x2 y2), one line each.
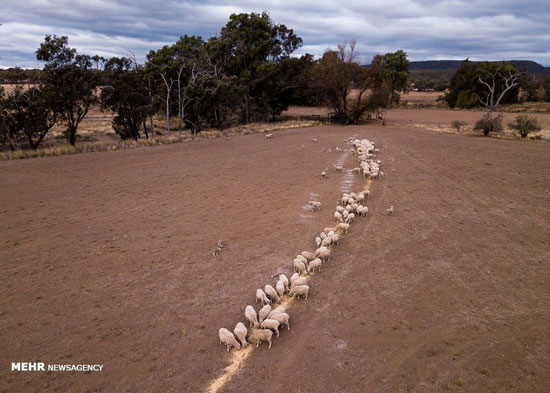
507 115 541 138
451 120 467 133
456 89 479 109
474 113 503 136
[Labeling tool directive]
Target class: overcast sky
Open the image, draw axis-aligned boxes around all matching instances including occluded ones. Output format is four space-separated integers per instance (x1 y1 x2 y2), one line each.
1 0 549 68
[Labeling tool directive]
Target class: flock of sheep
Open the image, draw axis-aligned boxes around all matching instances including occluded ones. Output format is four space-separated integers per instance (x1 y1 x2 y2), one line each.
219 137 383 351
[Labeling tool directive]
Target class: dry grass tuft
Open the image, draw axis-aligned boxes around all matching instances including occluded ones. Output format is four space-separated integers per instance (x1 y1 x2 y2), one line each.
0 120 318 160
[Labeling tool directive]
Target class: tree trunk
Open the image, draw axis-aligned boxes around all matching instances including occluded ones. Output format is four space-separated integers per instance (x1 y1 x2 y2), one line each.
143 119 149 139
165 94 170 133
68 125 77 146
244 94 250 123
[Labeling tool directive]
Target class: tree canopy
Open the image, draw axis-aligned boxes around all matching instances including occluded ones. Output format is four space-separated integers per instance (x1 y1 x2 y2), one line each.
445 59 521 109
36 35 101 145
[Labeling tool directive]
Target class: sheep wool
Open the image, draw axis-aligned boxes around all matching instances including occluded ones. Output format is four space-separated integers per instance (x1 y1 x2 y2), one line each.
245 305 259 328
259 304 272 323
249 329 273 348
265 284 281 303
268 306 286 319
256 288 271 306
233 322 248 348
269 312 290 330
260 318 281 337
219 328 241 351
289 285 310 299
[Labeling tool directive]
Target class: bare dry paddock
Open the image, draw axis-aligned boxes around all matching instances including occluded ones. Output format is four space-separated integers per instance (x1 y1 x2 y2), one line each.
1 120 549 392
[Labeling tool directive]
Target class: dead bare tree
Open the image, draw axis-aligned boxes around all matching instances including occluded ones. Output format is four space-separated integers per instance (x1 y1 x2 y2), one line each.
337 38 358 63
159 73 174 132
478 70 523 110
176 64 185 135
144 77 155 140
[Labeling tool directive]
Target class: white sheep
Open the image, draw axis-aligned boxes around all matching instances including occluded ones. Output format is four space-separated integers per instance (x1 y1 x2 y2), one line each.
249 329 273 348
336 222 350 233
345 212 355 223
259 304 272 323
219 328 241 351
352 167 361 174
265 133 273 139
321 236 332 248
269 312 290 330
309 201 321 211
301 251 316 261
290 272 300 286
260 319 281 337
289 285 310 299
291 276 308 288
327 230 335 237
333 164 344 172
319 232 327 240
279 274 289 292
334 211 343 222
323 227 334 234
336 206 345 214
385 205 394 216
268 306 286 319
293 259 307 275
331 233 340 245
308 258 322 273
245 305 259 328
321 168 328 179
265 284 281 303
276 280 285 298
256 288 271 306
315 246 331 262
315 236 322 247
233 322 248 348
296 255 308 264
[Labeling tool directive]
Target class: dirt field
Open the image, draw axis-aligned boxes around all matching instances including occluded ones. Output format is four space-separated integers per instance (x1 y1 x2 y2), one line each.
401 91 444 102
1 115 549 392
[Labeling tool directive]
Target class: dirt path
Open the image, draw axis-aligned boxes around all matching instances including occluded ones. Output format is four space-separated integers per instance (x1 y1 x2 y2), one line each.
1 123 549 392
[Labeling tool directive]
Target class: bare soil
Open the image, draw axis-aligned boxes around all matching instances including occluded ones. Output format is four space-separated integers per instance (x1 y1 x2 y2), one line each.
401 91 444 102
1 114 549 393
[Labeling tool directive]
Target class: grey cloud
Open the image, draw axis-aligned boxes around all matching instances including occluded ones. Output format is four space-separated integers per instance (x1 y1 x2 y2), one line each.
0 0 549 68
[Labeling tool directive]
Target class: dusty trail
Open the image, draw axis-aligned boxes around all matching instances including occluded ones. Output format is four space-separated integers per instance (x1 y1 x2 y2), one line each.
205 139 371 393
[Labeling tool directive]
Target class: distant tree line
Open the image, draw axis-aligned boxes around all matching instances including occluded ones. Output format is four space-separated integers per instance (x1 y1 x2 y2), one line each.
442 59 550 109
0 12 410 151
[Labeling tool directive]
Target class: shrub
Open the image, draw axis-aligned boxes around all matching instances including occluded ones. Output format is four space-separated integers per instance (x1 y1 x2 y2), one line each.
456 89 479 109
507 115 541 138
451 120 467 132
474 112 503 136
